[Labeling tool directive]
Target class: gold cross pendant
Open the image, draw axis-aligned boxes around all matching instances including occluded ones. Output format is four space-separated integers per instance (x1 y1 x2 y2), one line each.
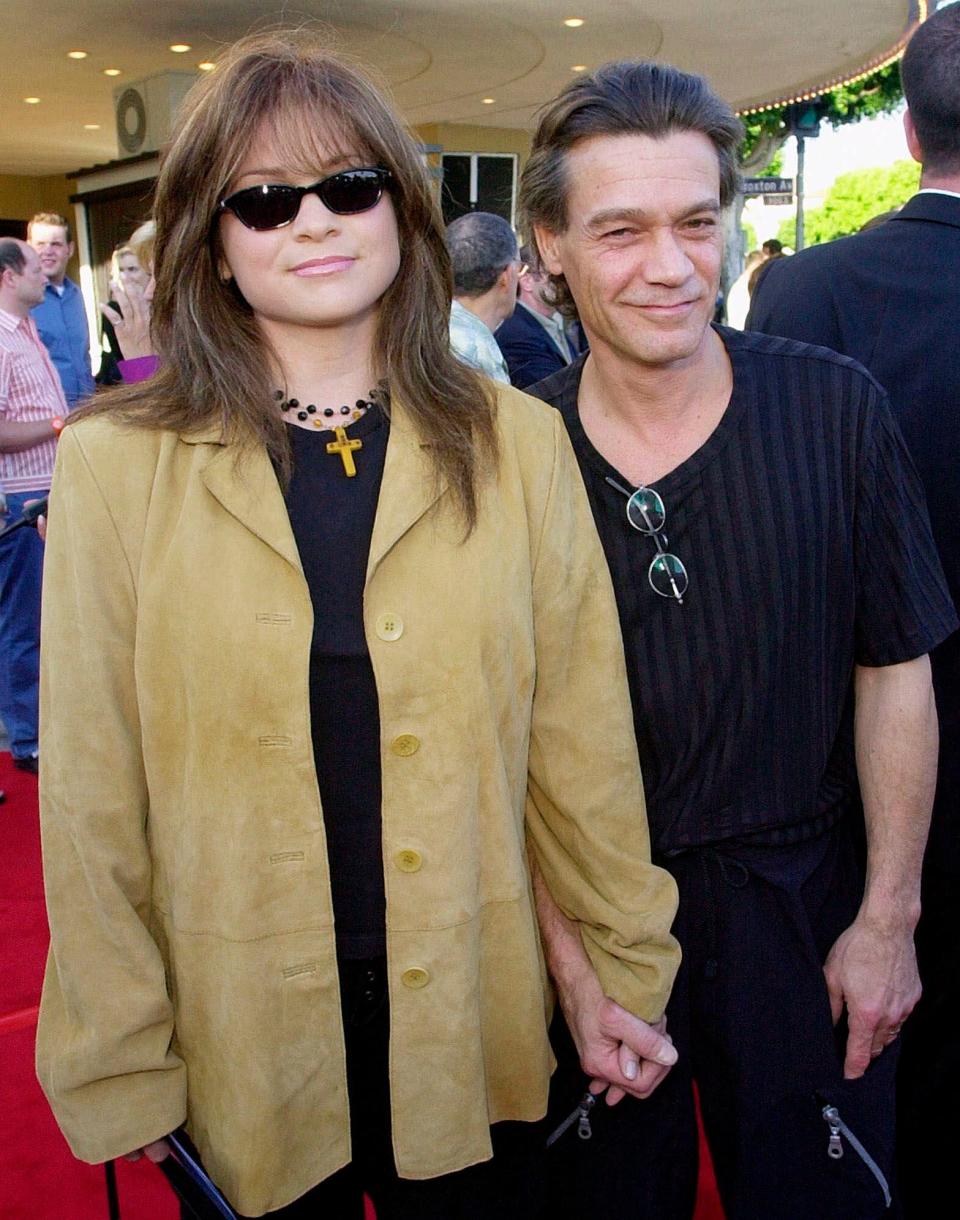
326 425 363 477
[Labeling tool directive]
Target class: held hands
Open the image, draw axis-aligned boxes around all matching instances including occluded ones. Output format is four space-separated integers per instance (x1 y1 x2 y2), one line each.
560 965 677 1105
528 854 677 1105
823 916 920 1079
102 277 154 361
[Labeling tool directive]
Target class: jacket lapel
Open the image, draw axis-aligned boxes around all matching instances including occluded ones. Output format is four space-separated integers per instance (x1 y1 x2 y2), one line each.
367 406 447 581
185 427 303 573
180 408 445 580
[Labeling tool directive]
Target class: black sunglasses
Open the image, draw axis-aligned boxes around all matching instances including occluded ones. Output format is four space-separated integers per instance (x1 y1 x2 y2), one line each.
218 166 392 231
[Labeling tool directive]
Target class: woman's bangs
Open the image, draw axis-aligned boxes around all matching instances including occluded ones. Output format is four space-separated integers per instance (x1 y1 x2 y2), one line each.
252 89 381 183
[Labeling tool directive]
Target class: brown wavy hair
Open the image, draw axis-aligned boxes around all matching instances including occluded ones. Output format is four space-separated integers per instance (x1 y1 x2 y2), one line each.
76 29 498 528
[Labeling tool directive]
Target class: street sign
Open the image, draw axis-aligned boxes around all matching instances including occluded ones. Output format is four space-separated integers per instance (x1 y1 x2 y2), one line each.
742 176 794 196
763 193 794 206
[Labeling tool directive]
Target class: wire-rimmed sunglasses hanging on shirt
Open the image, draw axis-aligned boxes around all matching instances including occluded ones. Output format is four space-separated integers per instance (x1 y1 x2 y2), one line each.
218 167 392 230
605 476 689 605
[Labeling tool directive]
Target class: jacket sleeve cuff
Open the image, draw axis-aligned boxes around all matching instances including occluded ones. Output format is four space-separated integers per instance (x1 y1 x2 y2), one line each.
37 1057 187 1165
580 925 680 1023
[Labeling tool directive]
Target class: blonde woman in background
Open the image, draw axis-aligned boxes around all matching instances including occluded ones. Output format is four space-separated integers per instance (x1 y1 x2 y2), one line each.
97 234 153 383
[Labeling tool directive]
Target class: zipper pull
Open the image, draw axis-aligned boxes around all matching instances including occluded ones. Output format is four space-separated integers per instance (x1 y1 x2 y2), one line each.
577 1091 597 1140
822 1104 844 1160
545 1089 603 1148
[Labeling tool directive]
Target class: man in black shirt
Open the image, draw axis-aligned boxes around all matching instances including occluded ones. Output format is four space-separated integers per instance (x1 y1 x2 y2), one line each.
520 61 957 1219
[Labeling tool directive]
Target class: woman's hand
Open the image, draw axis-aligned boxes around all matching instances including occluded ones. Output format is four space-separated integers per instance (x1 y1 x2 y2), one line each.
123 1138 171 1163
102 277 154 361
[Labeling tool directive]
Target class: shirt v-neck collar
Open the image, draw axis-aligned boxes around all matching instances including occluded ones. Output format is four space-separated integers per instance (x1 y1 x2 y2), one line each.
560 325 751 499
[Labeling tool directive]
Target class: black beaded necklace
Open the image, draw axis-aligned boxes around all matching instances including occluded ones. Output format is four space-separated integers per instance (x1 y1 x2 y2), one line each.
276 384 386 478
275 388 378 424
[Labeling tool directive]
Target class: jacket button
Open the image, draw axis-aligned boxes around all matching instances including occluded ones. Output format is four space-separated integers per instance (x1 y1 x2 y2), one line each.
401 967 430 989
395 849 423 873
375 613 404 641
390 734 420 757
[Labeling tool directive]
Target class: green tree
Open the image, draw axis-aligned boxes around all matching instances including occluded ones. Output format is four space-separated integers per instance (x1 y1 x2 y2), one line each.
757 150 784 179
729 61 905 285
776 159 920 247
739 61 904 168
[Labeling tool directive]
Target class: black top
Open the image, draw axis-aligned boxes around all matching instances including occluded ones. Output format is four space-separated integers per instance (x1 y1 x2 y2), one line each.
529 327 957 855
95 307 123 385
284 408 389 958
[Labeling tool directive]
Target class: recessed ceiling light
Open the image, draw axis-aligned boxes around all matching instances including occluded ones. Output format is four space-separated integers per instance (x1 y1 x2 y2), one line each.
83 124 101 130
198 61 215 71
564 18 585 27
23 97 40 104
169 43 191 53
571 64 587 72
482 97 495 104
103 68 121 77
67 50 88 60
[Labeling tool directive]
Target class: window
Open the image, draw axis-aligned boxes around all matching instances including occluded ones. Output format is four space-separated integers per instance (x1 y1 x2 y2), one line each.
441 153 517 226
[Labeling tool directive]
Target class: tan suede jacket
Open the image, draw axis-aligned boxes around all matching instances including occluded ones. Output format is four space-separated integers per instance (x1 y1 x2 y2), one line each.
36 386 679 1216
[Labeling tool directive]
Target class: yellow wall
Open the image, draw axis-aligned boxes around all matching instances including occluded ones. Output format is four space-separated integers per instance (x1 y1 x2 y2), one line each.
0 173 80 280
415 123 532 164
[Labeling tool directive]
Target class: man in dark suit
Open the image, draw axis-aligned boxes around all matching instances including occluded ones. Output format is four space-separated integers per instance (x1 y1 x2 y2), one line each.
496 246 581 388
748 9 960 1213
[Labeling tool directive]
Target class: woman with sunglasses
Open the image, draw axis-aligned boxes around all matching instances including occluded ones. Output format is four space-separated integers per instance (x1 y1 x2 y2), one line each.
35 30 679 1219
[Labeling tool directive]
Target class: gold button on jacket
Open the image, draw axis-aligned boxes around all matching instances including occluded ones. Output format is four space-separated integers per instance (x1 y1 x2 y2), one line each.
395 849 423 873
375 612 403 641
36 389 679 1217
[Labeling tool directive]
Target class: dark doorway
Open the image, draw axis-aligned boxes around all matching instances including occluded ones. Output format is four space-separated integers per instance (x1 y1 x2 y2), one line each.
79 179 155 307
72 177 155 373
440 153 517 226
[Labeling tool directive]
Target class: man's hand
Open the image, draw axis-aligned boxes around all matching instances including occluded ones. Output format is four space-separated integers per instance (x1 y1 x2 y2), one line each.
823 916 920 1079
830 656 938 1080
560 963 677 1104
102 277 153 361
123 1138 171 1163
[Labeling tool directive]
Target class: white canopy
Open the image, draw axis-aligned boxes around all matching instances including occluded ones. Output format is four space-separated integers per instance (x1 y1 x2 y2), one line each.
0 0 921 175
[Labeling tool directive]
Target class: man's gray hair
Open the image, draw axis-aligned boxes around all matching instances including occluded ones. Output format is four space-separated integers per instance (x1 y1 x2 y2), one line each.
445 212 519 297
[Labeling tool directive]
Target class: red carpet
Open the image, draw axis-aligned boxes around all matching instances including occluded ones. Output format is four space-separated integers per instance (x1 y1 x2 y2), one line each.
0 751 722 1218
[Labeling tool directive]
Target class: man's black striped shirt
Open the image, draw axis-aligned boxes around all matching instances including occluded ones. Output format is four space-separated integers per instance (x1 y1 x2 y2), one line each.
529 327 957 854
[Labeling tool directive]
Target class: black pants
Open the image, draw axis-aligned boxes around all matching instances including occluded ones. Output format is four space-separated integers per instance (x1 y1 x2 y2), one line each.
543 822 900 1220
896 860 960 1218
235 957 547 1219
